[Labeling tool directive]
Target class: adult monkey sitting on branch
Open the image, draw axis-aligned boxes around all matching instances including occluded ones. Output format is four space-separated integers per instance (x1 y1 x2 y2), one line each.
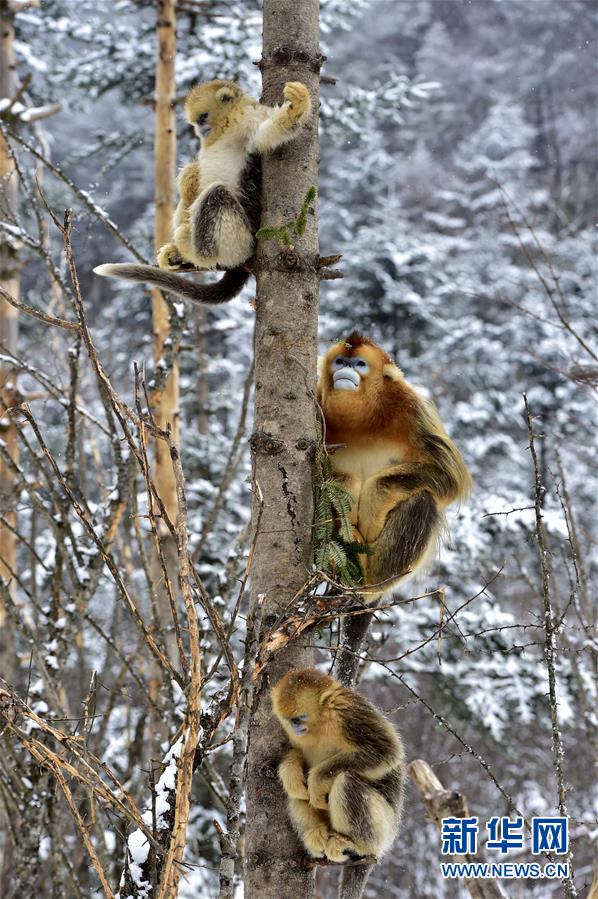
318 333 471 684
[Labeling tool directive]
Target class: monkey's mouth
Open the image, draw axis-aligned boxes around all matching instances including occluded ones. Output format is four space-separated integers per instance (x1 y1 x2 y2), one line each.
333 368 360 391
291 724 309 736
197 124 211 138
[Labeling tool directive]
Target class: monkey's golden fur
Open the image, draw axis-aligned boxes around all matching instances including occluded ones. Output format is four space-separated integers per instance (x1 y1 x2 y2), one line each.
318 333 471 600
159 79 311 271
94 79 311 305
271 669 405 868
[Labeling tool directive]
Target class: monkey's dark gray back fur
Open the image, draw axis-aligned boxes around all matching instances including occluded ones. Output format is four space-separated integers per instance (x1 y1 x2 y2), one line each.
238 153 262 232
94 155 261 305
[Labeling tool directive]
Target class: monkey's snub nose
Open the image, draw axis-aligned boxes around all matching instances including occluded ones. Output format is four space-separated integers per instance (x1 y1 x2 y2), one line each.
333 368 360 391
291 722 309 735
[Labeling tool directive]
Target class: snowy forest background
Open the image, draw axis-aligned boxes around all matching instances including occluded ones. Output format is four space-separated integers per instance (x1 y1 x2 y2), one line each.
0 0 596 897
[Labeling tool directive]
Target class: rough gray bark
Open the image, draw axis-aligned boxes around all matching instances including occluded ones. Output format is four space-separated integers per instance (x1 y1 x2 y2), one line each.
243 2 321 898
334 608 374 688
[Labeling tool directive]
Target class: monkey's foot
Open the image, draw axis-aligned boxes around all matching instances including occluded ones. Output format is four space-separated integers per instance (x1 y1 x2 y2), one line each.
324 834 366 864
343 849 374 863
303 825 331 858
157 243 185 271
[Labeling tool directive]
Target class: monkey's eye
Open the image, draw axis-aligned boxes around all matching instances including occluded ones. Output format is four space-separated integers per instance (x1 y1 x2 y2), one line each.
333 356 346 368
197 113 208 125
354 359 368 370
290 715 308 726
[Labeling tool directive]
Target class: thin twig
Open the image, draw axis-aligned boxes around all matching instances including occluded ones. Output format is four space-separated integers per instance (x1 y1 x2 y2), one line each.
5 126 148 264
524 394 578 898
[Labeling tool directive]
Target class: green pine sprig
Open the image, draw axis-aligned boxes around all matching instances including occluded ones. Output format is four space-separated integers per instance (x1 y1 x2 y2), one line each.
256 186 317 248
314 449 371 586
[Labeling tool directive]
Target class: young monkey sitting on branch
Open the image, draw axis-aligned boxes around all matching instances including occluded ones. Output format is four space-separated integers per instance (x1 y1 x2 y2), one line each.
94 78 311 305
272 668 405 891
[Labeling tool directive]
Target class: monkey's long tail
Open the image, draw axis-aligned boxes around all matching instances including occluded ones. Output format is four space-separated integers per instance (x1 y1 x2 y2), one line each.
339 864 373 899
93 263 250 305
333 607 375 688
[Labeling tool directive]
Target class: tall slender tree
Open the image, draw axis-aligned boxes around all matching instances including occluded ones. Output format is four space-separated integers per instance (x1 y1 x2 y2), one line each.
149 0 180 672
0 18 18 892
151 0 178 526
0 0 19 652
244 1 321 897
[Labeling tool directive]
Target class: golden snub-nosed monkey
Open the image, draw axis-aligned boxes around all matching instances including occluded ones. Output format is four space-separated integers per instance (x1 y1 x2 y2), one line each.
94 79 311 305
317 332 471 601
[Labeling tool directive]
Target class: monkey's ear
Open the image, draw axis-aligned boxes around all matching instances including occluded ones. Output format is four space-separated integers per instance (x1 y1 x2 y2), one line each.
319 687 335 704
383 362 403 381
216 86 238 103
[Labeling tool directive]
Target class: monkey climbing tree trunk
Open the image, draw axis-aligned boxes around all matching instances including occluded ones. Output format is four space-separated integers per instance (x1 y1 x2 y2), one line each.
243 2 321 898
149 0 179 671
0 0 19 659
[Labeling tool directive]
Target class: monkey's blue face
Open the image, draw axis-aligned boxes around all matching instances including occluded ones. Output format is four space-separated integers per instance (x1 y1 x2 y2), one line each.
331 355 370 391
195 112 211 138
289 714 309 736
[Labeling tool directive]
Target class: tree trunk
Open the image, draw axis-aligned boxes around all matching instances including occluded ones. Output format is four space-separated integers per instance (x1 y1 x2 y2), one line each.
0 6 19 891
151 0 179 525
149 0 179 679
0 0 19 654
334 608 374 687
244 3 321 898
